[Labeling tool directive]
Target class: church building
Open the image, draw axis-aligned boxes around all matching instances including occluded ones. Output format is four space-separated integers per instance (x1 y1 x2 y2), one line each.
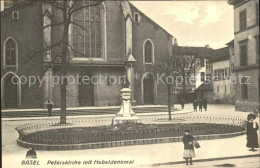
1 1 173 109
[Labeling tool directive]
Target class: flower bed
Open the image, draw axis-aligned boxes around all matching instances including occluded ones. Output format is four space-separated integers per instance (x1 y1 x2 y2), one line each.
21 123 245 145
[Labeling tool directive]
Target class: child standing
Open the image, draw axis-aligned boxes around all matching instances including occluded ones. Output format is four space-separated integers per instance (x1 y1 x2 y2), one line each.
182 130 196 165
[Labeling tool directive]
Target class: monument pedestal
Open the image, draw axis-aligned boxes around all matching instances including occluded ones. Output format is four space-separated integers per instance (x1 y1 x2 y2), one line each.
113 88 141 125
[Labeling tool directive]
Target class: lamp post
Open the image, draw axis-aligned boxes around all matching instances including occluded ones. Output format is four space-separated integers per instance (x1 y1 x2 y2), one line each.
43 53 53 108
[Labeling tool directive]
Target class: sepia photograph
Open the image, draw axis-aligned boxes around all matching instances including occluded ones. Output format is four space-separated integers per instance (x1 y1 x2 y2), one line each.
1 0 259 167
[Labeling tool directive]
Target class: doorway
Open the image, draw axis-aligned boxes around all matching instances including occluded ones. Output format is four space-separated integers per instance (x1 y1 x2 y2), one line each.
78 78 95 106
143 74 154 104
3 74 18 108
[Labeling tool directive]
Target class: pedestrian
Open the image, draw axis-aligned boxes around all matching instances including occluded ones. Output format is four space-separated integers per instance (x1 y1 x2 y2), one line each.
26 146 37 159
203 98 208 111
246 114 259 151
180 99 185 110
182 130 196 165
193 100 197 112
47 101 53 117
199 98 203 112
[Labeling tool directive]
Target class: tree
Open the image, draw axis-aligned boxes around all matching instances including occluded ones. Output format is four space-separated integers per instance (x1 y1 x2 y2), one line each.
172 45 199 101
153 54 181 120
25 0 104 124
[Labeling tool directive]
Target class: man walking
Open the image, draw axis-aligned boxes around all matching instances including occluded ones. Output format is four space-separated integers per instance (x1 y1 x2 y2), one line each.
180 99 185 110
47 101 53 117
203 98 208 111
198 98 203 112
193 99 198 112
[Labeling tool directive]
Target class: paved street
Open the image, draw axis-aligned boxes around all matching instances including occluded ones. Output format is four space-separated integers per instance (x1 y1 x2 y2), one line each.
2 104 259 168
2 105 180 118
1 103 250 118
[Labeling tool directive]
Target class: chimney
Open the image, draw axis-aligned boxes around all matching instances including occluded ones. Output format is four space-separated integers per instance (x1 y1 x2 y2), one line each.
205 44 210 49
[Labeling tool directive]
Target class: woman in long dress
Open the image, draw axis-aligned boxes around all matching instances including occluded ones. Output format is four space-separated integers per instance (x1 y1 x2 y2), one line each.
182 130 196 165
246 114 259 151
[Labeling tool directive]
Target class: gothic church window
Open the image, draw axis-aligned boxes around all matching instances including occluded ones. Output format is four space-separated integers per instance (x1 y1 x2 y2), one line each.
5 38 17 66
144 40 153 63
72 1 104 58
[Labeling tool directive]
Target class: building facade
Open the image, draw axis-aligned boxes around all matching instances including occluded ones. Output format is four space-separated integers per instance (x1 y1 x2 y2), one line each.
194 45 214 102
172 44 215 103
1 1 173 109
211 45 235 103
1 2 44 109
228 0 259 111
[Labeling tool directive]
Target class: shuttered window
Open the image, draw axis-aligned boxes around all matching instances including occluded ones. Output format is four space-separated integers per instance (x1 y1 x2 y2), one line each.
240 44 247 66
239 10 247 31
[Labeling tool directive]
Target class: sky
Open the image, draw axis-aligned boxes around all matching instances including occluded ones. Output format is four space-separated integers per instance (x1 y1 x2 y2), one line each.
131 1 234 49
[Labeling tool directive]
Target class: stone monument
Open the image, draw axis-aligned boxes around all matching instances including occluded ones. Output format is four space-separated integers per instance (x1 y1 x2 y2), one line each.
113 88 141 124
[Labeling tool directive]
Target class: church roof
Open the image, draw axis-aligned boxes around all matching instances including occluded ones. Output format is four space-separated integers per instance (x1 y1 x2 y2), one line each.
196 82 213 91
172 45 215 59
121 1 133 20
226 40 234 46
129 2 173 38
211 47 229 62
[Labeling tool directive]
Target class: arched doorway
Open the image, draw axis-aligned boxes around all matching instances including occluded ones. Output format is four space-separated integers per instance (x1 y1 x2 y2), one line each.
2 73 19 108
143 73 155 104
